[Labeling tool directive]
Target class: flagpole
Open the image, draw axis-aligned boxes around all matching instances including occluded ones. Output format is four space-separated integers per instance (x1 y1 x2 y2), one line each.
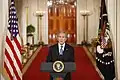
26 7 29 26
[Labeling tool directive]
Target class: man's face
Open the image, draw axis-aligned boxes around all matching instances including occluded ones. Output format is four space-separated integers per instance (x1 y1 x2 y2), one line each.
57 33 67 45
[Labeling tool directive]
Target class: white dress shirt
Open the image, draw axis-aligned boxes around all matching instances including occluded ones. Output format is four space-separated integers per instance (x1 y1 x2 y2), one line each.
58 43 65 54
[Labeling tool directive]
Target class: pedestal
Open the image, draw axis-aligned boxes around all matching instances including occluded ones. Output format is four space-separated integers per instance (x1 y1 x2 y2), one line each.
35 11 45 44
80 10 92 46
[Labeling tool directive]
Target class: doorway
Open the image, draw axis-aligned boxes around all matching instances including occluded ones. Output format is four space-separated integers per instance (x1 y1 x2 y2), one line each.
48 0 76 44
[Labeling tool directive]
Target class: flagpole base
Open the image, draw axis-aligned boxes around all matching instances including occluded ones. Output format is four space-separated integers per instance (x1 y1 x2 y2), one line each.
81 40 91 46
38 41 44 46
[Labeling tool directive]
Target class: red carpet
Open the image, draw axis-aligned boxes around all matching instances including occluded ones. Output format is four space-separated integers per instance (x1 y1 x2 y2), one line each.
23 46 102 80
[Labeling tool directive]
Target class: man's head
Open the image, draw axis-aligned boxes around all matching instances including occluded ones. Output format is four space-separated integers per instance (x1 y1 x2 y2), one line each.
56 31 67 45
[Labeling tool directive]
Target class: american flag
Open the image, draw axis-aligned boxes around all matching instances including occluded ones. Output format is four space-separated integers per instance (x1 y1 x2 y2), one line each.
4 0 22 80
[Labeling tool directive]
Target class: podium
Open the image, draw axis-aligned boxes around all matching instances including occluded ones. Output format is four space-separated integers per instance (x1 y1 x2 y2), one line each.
40 62 76 80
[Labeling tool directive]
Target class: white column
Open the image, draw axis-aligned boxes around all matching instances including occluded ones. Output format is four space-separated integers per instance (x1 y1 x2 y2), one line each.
20 0 48 44
21 0 29 45
77 0 100 44
37 0 48 44
116 0 120 79
107 0 120 79
35 11 45 43
0 0 8 79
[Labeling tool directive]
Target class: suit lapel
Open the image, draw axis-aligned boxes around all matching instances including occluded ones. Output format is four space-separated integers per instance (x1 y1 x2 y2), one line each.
55 44 59 56
56 43 68 56
63 44 68 55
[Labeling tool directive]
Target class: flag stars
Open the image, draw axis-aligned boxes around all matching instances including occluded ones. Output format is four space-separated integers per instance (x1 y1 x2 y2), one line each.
13 33 15 36
14 16 16 18
107 23 109 25
10 7 12 10
10 29 12 32
10 6 15 10
16 30 18 32
11 25 13 28
11 2 14 4
12 15 15 18
14 25 16 27
96 57 114 65
13 11 15 13
102 62 104 64
8 20 11 23
13 30 15 32
5 0 22 79
8 0 19 38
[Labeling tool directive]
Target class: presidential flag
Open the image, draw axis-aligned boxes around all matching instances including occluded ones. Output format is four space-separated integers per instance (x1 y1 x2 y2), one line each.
3 0 22 80
96 0 115 80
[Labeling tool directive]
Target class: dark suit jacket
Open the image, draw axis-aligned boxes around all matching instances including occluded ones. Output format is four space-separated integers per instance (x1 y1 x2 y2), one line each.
47 43 74 62
46 43 75 80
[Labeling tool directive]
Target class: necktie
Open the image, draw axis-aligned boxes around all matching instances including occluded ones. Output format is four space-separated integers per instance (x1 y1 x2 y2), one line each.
60 46 63 55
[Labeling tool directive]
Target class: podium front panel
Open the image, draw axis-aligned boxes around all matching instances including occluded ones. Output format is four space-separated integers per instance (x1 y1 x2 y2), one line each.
40 62 53 72
40 62 76 72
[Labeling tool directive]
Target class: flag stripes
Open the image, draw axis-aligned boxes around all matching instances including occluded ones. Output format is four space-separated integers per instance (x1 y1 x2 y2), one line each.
4 58 14 80
12 40 22 64
7 29 22 63
3 0 22 80
14 38 21 52
5 40 22 80
5 51 17 80
6 36 22 69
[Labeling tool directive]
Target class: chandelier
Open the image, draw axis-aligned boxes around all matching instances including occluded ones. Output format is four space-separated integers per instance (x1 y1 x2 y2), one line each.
47 0 76 6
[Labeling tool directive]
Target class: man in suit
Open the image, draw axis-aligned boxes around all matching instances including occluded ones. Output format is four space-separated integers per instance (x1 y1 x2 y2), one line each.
46 31 75 80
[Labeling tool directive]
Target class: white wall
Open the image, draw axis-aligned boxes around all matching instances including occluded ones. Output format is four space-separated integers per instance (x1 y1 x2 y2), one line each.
77 0 100 44
107 0 120 79
17 0 48 45
18 0 100 44
19 0 120 79
107 0 117 79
